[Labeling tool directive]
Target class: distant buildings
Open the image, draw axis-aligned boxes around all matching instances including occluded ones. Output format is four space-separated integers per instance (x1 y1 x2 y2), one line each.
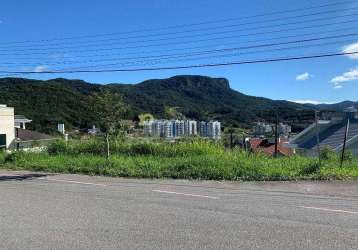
206 121 221 139
57 124 66 134
252 122 291 138
88 125 100 135
144 120 220 139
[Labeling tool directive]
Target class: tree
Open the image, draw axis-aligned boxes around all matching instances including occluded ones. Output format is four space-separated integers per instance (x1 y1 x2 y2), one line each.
91 91 127 159
138 113 154 127
164 106 185 120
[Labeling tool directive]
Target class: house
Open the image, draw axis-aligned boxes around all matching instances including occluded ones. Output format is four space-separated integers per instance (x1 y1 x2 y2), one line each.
249 138 294 157
288 107 358 155
14 115 32 129
0 104 55 150
0 105 15 149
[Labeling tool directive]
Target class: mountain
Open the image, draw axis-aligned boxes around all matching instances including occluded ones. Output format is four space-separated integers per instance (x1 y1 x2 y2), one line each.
314 101 358 111
0 75 316 133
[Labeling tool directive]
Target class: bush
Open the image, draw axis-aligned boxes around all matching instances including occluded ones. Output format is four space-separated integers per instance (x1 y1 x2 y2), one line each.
47 140 67 155
320 147 337 161
299 162 320 175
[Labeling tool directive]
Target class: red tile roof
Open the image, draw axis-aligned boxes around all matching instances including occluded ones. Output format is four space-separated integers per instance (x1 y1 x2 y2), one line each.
249 138 293 157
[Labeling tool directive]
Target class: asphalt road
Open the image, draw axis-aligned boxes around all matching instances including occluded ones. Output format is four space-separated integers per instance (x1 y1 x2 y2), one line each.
0 170 358 250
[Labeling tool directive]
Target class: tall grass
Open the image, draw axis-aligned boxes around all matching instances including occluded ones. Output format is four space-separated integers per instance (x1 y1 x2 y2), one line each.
2 138 358 181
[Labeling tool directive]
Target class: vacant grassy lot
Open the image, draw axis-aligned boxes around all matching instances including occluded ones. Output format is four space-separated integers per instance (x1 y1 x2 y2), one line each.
1 138 357 181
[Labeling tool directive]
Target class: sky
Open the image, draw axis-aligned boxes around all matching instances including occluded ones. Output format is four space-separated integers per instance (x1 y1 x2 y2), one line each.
1 0 358 104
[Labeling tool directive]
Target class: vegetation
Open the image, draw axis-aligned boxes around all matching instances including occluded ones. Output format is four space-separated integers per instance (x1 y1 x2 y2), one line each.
0 76 318 133
138 113 154 126
1 138 357 181
90 91 127 158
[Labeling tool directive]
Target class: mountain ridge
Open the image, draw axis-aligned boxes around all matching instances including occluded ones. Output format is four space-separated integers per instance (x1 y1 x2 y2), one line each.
0 75 354 133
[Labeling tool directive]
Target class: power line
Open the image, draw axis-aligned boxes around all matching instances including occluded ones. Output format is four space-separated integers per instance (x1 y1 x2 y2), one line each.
56 39 357 72
1 51 357 74
1 5 357 49
2 12 358 53
1 32 357 67
1 18 357 57
0 0 355 45
2 26 356 62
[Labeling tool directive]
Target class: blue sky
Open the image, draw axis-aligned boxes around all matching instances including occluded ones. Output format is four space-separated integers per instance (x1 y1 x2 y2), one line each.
1 0 358 103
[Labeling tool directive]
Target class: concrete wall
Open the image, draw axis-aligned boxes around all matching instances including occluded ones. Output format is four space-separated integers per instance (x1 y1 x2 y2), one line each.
0 105 15 149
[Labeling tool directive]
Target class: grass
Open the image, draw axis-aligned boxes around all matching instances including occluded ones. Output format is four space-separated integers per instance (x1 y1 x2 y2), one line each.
1 138 358 181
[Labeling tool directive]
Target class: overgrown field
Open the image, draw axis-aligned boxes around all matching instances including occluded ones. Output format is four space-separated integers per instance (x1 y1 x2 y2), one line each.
1 138 358 181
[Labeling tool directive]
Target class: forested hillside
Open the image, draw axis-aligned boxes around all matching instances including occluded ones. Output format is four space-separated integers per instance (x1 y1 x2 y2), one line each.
0 76 317 133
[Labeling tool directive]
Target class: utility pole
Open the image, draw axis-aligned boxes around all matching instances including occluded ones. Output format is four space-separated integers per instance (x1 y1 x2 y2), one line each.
315 111 321 165
340 118 350 168
274 113 279 158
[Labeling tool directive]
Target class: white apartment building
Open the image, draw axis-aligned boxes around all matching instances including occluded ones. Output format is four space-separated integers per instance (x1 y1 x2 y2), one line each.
184 120 197 136
207 121 221 139
174 120 185 137
252 122 291 138
253 122 273 136
144 119 220 139
144 120 154 136
198 121 207 137
163 121 174 138
0 105 15 149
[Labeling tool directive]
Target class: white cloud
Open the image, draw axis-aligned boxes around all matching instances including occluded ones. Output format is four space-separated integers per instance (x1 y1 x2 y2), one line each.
33 65 48 72
289 100 333 105
342 42 358 59
295 72 312 81
333 85 343 89
330 67 358 86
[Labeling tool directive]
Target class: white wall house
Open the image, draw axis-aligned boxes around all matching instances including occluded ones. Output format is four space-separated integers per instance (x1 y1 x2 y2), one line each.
0 105 15 149
14 115 32 129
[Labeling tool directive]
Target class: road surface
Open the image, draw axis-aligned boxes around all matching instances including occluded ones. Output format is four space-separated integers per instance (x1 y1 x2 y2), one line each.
0 170 358 249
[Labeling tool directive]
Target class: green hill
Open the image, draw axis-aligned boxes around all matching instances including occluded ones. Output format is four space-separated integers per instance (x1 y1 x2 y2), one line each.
0 75 315 133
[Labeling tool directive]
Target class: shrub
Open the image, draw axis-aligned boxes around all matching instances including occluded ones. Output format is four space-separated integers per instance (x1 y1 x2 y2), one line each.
299 162 320 175
47 140 67 155
320 147 337 161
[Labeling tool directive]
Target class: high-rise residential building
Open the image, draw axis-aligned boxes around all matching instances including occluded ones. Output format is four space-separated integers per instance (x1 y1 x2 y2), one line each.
143 120 154 136
143 119 221 139
207 121 221 139
163 121 174 138
253 122 273 136
252 122 291 138
198 121 207 137
185 120 197 136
